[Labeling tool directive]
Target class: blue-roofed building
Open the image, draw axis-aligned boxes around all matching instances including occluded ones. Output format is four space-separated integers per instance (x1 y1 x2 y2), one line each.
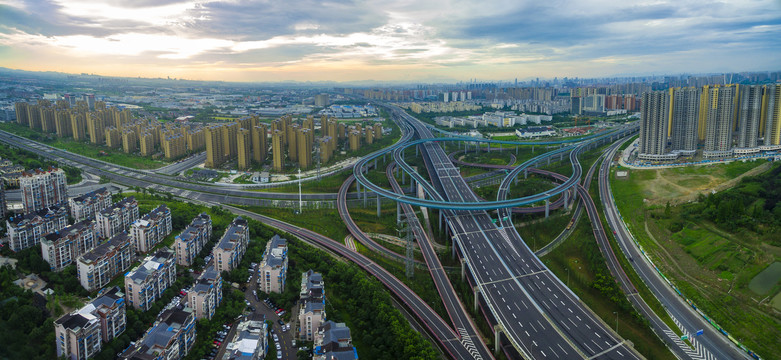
124 247 176 311
54 286 126 360
211 217 249 273
313 321 358 360
119 306 196 360
258 235 287 294
298 270 326 341
187 264 222 320
173 213 212 266
224 319 267 360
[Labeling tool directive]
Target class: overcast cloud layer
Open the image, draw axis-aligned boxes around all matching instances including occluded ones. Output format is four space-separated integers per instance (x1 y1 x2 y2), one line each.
0 0 779 82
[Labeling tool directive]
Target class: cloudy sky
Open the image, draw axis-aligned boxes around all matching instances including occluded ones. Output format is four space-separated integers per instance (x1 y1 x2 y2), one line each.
0 0 779 82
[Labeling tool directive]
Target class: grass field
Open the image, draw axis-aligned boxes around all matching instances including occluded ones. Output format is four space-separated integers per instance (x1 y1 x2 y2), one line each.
610 159 781 357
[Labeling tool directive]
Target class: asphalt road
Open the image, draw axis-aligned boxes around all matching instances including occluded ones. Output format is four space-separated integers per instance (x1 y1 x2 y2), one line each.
599 144 750 360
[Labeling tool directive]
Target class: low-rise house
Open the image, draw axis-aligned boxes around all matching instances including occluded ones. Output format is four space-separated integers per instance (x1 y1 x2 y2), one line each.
173 213 212 266
257 235 287 294
69 187 112 222
211 217 249 273
96 197 139 239
298 270 326 341
124 247 176 311
41 219 97 272
187 265 222 320
313 321 358 360
5 205 68 251
130 204 172 254
119 306 196 360
77 232 133 292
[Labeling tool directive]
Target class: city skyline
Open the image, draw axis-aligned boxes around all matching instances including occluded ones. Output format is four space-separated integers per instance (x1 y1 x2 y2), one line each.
1 0 780 82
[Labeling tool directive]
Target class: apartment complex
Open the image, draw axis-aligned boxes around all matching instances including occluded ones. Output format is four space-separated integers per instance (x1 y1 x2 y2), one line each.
638 84 781 161
54 286 126 360
223 320 268 360
187 265 223 320
77 232 133 292
124 247 176 311
41 219 97 272
313 321 358 360
69 187 112 221
257 235 288 294
298 270 326 341
6 205 68 251
212 217 249 273
173 213 212 266
20 167 68 213
130 204 172 254
119 306 196 360
95 196 139 239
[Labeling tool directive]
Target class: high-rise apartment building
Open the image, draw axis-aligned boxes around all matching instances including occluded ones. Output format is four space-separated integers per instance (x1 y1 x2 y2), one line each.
20 167 68 213
96 196 139 239
272 130 285 172
736 85 763 152
105 127 121 149
130 204 172 254
211 217 249 273
258 235 288 294
54 303 103 360
188 265 222 320
252 125 267 163
163 133 187 160
348 130 360 152
6 205 69 251
205 124 227 168
764 84 781 146
139 132 155 156
703 85 737 158
86 113 105 144
173 213 212 266
41 219 98 272
55 109 72 137
122 130 137 153
15 102 29 125
670 87 701 155
638 91 671 160
69 187 112 222
124 247 176 311
314 94 330 107
287 124 299 162
297 128 312 168
237 128 252 170
77 232 133 292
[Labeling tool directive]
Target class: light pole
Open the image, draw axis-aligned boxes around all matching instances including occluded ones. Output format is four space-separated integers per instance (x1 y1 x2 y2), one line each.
613 311 618 333
298 168 302 214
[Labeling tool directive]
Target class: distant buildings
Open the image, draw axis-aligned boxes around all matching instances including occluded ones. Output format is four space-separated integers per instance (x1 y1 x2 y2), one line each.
187 265 222 320
54 286 126 360
313 321 358 360
77 232 133 292
173 213 212 266
314 94 330 107
124 247 176 311
6 205 68 251
298 270 326 341
41 219 97 272
20 167 68 213
69 187 112 221
515 126 556 139
119 306 196 360
130 204 172 254
637 84 781 161
212 217 249 273
257 235 288 294
96 196 139 239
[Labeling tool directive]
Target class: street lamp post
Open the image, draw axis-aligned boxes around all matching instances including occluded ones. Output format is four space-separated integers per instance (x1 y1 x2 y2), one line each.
613 311 618 333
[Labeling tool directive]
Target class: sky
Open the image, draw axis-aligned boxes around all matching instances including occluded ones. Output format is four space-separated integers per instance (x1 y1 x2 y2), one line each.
0 0 780 83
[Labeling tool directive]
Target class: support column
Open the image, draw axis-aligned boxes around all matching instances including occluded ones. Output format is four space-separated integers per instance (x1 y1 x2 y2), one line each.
524 169 528 179
415 145 418 156
397 202 401 224
410 178 415 194
547 157 550 165
363 187 367 208
439 210 443 231
474 287 480 313
377 193 381 218
452 237 457 259
487 143 490 152
374 158 377 169
564 190 569 209
545 199 550 218
356 182 361 198
494 325 502 355
402 171 406 185
461 258 466 282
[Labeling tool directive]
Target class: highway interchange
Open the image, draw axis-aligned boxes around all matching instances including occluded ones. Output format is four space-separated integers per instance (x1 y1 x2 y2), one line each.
0 106 755 359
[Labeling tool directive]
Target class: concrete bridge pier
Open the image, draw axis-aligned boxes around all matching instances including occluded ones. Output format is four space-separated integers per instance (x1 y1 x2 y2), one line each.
474 287 481 313
494 325 503 355
402 170 406 185
564 190 569 209
524 169 528 179
397 202 401 224
377 193 381 217
545 199 550 218
363 187 367 208
452 237 458 259
461 258 467 281
547 157 550 165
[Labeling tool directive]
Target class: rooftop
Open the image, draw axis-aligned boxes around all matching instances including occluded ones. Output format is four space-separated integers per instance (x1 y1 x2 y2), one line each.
80 232 131 262
71 187 110 203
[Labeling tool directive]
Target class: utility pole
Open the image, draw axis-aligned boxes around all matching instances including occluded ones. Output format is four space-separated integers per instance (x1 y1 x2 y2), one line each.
298 168 302 214
398 220 414 278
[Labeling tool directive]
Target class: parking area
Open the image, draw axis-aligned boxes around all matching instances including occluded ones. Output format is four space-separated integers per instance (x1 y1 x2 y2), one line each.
244 263 298 360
